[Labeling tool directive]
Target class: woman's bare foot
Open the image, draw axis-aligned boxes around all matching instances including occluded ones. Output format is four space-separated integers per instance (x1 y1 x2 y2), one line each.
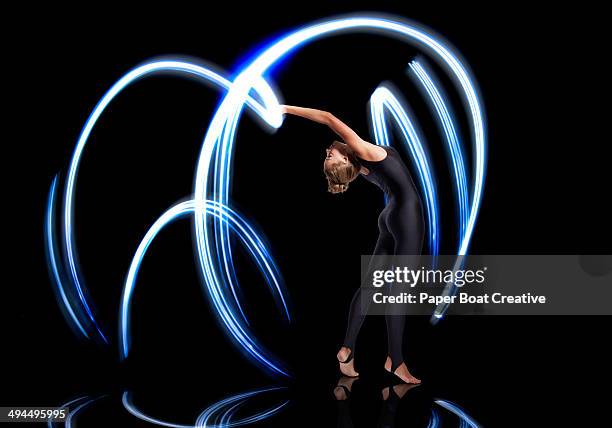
337 347 359 377
333 376 358 400
384 356 421 384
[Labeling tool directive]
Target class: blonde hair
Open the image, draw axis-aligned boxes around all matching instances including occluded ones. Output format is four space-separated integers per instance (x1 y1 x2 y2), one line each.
323 141 361 194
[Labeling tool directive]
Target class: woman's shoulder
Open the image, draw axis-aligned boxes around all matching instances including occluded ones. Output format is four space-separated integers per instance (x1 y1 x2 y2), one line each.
357 144 390 164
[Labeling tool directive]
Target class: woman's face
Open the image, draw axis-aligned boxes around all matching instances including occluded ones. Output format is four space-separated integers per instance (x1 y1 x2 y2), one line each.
324 142 348 169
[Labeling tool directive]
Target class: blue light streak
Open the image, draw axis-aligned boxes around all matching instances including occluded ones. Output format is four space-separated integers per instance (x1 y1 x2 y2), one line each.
369 84 439 256
408 59 474 321
409 60 469 242
45 176 89 339
57 60 281 344
119 199 290 377
49 58 289 373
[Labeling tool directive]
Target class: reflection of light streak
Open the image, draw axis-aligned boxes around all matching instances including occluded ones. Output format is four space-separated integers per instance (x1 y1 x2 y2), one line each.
48 395 105 428
195 387 288 427
409 60 469 243
369 85 439 256
122 387 288 428
47 395 89 428
436 399 481 428
426 408 441 428
52 392 479 428
119 199 290 376
124 395 192 428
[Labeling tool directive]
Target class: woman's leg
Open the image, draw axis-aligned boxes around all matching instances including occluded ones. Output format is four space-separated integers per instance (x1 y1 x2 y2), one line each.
340 212 395 367
384 256 420 371
384 202 424 381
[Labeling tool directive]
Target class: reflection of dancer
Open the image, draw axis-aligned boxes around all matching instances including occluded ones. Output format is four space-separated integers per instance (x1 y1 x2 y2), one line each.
333 377 419 428
333 377 358 428
283 105 424 383
379 384 420 428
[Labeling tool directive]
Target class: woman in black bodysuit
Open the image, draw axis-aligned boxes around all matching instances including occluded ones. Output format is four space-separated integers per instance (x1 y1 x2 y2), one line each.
282 105 424 384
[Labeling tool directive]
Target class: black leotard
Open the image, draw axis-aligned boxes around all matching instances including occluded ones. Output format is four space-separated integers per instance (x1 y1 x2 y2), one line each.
342 146 424 371
360 146 424 253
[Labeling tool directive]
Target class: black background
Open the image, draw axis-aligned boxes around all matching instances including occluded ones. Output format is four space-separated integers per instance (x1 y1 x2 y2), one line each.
4 1 611 426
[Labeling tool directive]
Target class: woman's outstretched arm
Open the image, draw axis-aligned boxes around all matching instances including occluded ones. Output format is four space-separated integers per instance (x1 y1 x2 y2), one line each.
282 105 382 160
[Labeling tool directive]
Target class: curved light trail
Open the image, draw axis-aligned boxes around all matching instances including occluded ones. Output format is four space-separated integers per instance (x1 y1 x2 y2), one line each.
56 60 282 344
45 176 89 339
408 59 473 320
409 60 469 242
119 199 290 376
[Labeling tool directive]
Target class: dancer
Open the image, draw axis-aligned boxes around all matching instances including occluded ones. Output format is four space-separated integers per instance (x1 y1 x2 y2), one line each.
282 105 424 384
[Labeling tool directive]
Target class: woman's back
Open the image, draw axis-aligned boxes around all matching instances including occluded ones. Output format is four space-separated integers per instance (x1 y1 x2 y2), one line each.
359 146 421 205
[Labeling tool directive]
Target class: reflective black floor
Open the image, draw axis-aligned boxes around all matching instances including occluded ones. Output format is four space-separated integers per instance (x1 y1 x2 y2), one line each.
6 302 612 428
6 316 611 427
43 380 479 427
12 359 607 428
